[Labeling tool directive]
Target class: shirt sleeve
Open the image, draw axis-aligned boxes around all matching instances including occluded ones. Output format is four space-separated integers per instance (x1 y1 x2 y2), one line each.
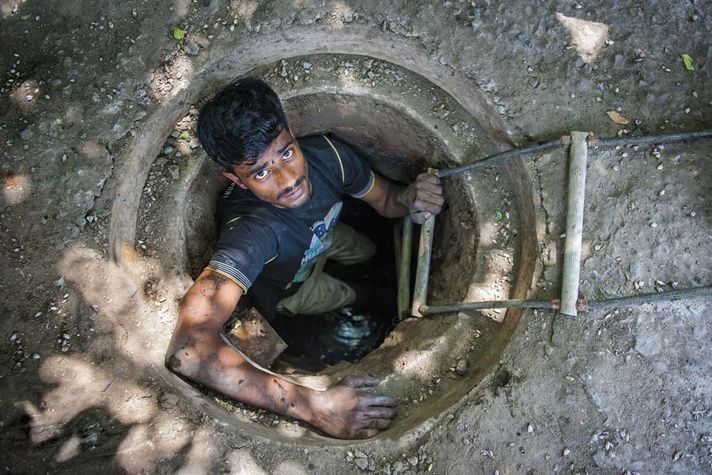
206 216 278 292
323 136 375 198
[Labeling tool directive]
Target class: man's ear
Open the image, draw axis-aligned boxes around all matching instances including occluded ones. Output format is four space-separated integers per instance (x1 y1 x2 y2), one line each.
223 169 248 189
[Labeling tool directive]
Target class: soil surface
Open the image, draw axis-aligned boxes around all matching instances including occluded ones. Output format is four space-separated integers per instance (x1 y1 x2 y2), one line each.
1 0 711 473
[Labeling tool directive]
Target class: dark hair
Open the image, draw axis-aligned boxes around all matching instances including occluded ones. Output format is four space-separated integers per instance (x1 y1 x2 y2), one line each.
197 77 288 168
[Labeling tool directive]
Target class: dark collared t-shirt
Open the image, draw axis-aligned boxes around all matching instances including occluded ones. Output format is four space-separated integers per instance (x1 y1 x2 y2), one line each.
207 135 374 319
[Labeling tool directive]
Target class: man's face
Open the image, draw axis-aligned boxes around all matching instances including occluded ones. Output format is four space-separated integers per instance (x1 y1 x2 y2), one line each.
223 129 312 208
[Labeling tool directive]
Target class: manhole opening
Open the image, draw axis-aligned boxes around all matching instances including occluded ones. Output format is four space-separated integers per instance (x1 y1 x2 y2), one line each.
133 53 533 440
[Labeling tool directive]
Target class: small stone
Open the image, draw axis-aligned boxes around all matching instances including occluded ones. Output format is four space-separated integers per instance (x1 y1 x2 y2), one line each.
355 457 369 470
168 166 180 180
32 353 41 360
302 62 312 70
455 359 468 375
527 424 534 433
408 456 418 466
650 222 657 228
673 451 682 461
563 448 570 456
185 39 200 56
163 146 174 155
594 243 603 251
658 189 666 197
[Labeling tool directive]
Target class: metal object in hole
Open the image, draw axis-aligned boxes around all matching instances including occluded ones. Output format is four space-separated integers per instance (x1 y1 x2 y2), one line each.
225 307 287 368
397 216 413 318
560 131 589 316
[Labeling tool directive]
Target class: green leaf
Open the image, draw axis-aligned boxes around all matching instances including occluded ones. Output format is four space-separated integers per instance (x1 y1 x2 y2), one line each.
178 131 190 140
172 27 186 41
494 209 504 221
680 53 695 71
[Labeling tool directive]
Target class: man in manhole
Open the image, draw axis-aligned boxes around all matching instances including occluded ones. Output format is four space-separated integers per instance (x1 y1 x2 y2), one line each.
166 77 445 439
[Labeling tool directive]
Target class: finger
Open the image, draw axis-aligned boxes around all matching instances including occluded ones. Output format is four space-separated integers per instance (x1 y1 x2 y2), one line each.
412 199 443 215
364 418 394 430
354 428 379 439
414 191 445 207
415 180 443 195
361 394 399 407
364 407 397 419
417 173 441 186
411 211 430 224
341 375 381 389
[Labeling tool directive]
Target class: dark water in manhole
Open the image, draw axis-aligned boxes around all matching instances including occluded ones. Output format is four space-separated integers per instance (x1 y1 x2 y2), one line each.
270 197 401 372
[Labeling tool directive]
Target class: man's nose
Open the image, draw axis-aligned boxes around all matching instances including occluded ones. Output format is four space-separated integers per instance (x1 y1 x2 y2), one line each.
275 163 298 188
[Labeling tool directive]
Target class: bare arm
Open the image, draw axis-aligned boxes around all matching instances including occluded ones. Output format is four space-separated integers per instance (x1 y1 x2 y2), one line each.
165 269 397 438
359 173 445 223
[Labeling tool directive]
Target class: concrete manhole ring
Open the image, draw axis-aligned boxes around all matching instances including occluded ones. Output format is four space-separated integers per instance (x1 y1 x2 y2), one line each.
109 36 538 446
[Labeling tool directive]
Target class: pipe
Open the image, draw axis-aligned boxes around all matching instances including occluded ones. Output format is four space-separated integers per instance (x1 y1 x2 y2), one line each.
590 129 712 149
420 286 712 316
397 216 413 318
411 215 435 317
436 137 567 178
436 129 712 179
421 298 556 314
583 286 712 312
560 131 589 316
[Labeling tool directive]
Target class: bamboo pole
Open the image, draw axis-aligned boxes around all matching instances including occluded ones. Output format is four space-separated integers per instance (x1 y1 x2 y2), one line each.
560 131 589 316
397 216 413 318
411 215 435 317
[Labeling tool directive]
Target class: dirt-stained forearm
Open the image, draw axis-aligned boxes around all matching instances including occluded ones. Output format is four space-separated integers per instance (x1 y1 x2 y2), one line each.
165 270 315 423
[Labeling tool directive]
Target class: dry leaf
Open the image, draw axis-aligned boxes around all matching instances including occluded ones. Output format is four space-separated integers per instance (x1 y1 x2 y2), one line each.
607 110 629 125
680 53 695 71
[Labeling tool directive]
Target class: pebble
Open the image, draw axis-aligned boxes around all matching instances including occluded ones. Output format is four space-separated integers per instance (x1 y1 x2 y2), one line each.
32 353 41 360
302 62 312 70
594 243 603 251
563 448 570 456
185 39 200 56
455 359 468 375
527 424 534 433
355 457 368 470
168 166 180 180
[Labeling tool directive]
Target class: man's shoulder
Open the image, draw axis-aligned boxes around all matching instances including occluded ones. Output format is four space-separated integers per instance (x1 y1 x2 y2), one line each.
216 184 282 229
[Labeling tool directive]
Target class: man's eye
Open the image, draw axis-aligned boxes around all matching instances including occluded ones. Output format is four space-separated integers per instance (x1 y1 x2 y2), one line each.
254 169 270 180
283 148 294 160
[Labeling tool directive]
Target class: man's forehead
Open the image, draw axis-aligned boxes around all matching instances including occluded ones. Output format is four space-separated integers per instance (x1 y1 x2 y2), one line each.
236 130 294 171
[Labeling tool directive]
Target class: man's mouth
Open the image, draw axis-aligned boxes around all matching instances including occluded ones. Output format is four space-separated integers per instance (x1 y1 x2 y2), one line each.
280 176 306 200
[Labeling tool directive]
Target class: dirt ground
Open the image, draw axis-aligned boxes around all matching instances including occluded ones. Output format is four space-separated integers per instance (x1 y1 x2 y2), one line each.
1 0 711 473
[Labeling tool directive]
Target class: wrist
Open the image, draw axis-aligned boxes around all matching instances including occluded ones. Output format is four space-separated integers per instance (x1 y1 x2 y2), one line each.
291 384 321 425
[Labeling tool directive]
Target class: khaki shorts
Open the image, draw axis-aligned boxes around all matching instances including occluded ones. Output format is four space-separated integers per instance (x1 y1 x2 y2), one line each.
276 222 375 315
